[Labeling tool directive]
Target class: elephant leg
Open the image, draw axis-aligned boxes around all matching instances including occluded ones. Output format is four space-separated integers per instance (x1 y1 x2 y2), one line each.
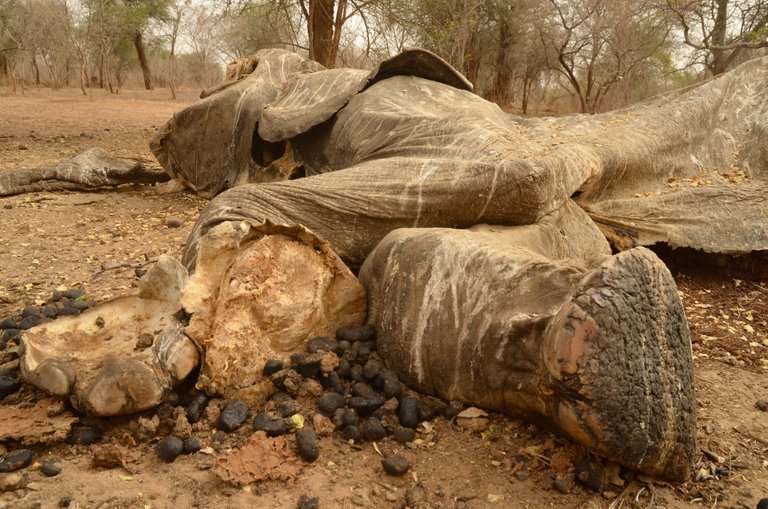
359 222 696 480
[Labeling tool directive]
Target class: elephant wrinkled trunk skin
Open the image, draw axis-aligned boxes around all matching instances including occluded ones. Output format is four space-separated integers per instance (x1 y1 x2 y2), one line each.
360 219 696 481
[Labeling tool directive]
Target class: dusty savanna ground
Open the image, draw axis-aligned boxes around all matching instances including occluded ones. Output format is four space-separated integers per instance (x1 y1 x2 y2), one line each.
0 86 766 509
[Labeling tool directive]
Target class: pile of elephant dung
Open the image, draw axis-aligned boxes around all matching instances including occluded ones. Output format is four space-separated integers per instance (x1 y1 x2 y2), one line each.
149 324 476 478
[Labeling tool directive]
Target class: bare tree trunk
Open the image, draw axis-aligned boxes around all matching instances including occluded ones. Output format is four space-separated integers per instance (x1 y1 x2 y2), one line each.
309 0 335 67
133 31 153 90
489 12 513 104
0 52 7 80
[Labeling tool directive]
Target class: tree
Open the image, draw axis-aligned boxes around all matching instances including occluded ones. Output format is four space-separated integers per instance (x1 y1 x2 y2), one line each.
165 0 189 99
540 0 671 113
123 0 171 89
297 0 379 67
63 0 93 95
664 0 768 75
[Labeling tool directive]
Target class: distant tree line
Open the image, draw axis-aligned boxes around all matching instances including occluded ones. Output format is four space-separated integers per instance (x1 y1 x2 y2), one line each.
1 0 766 112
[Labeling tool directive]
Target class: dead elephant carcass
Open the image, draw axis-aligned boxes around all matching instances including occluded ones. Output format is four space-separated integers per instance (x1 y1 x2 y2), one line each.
19 48 768 482
148 50 768 479
154 49 767 479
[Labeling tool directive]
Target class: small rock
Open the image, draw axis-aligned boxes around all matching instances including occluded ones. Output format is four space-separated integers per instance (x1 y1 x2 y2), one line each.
317 392 345 416
0 472 24 492
186 392 210 424
263 359 284 376
406 485 427 506
296 428 319 462
156 436 184 463
0 449 33 472
252 412 288 437
393 426 416 444
165 216 183 228
1 203 11 210
217 399 249 431
40 460 62 477
382 455 409 476
68 427 101 445
362 417 387 441
756 400 768 412
18 144 28 150
757 498 768 509
0 377 20 399
398 397 419 428
297 495 320 509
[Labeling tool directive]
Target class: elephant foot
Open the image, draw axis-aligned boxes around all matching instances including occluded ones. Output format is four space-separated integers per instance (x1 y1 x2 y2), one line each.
20 297 200 416
541 247 696 481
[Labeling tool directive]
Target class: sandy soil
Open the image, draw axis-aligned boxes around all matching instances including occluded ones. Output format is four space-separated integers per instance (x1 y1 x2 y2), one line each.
0 86 766 509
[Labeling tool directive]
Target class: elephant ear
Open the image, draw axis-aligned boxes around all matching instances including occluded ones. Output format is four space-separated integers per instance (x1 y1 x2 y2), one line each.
149 49 324 199
258 49 473 143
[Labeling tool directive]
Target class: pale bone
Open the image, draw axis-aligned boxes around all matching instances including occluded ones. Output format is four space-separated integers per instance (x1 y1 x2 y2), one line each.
139 254 188 303
20 297 199 416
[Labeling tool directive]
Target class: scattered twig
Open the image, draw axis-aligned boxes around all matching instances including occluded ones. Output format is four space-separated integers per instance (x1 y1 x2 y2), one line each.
526 451 551 466
87 257 158 282
607 484 633 509
21 196 55 204
701 449 725 463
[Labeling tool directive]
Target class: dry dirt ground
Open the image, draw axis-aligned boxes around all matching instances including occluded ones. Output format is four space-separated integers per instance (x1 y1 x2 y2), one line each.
0 87 766 509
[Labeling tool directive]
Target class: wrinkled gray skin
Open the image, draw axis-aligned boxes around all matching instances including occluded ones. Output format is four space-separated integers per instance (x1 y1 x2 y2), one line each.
150 49 768 480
